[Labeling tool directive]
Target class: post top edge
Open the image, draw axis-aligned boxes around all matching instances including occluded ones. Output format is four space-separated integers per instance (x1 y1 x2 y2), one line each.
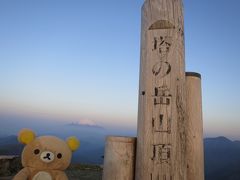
106 136 136 143
186 72 201 79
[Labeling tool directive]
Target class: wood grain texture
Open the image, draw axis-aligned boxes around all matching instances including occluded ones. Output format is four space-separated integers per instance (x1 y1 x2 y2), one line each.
185 74 204 180
102 136 136 180
135 0 187 180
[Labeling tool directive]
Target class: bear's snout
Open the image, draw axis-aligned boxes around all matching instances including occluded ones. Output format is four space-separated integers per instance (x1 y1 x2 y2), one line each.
40 151 55 163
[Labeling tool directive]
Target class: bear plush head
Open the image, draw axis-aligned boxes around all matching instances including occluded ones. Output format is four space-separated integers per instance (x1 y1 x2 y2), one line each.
18 128 80 171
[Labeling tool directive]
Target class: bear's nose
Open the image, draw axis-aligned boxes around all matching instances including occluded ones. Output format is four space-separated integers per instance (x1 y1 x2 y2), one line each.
40 151 54 163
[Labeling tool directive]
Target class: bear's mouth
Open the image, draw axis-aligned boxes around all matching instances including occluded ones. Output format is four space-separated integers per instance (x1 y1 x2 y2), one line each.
43 153 51 160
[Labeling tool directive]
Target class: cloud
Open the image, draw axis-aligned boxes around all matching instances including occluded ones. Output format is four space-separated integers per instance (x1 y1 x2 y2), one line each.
78 119 97 126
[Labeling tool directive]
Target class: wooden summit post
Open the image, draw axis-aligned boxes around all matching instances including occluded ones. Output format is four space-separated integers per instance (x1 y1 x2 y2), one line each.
135 0 187 179
102 1 205 180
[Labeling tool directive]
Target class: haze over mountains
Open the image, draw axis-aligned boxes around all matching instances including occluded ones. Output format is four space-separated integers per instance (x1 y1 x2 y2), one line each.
0 112 135 136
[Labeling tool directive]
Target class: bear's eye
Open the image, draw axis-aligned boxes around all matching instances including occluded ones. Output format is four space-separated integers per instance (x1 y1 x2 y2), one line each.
34 149 40 155
57 153 62 159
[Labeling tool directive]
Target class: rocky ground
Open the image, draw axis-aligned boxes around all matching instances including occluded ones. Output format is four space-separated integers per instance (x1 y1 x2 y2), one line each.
66 164 102 180
0 156 102 180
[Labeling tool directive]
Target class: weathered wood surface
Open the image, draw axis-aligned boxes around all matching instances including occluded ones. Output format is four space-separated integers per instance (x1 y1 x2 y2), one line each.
102 136 136 180
186 73 204 180
135 0 187 180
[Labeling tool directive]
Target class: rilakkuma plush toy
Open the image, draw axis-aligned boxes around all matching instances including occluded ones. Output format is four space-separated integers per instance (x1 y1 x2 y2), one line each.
13 128 80 180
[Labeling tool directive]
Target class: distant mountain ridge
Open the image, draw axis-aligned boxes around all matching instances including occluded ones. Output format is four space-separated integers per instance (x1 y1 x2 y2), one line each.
204 136 240 180
0 136 24 156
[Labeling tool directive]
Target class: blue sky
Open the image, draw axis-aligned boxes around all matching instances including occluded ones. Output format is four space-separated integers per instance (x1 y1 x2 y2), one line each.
0 0 240 139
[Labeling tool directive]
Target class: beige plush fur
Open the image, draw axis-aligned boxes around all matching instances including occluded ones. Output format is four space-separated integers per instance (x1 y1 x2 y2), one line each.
13 131 79 180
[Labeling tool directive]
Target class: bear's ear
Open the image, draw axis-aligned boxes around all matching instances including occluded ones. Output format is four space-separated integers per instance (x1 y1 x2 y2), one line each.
18 129 36 145
66 136 80 151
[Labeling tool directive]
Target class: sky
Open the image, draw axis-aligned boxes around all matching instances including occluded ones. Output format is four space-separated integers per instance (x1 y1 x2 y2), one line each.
0 0 240 139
